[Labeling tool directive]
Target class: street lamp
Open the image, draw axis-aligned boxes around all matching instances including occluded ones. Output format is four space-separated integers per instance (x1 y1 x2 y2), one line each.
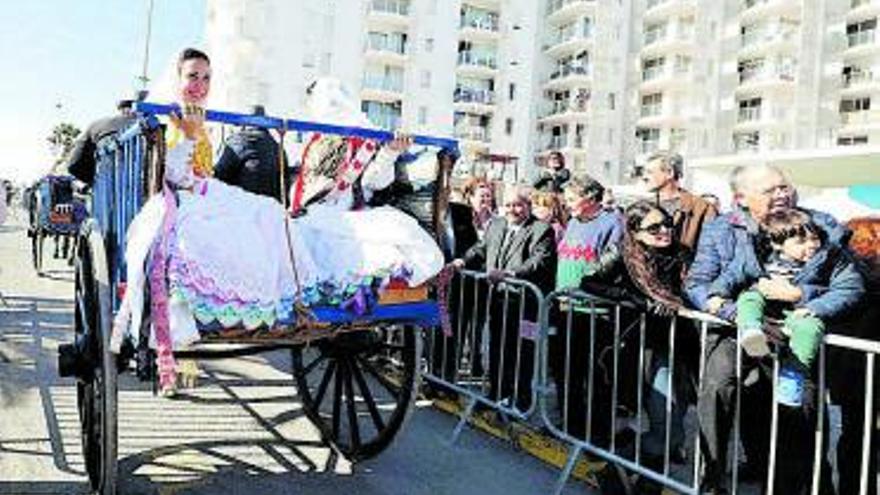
138 0 155 90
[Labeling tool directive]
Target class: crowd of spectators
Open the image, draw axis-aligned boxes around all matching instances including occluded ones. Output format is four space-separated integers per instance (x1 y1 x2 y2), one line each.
436 150 878 495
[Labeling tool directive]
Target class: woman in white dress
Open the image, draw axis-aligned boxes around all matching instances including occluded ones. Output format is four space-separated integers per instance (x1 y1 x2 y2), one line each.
112 48 443 393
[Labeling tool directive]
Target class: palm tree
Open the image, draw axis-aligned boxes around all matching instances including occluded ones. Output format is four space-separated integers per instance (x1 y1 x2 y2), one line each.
46 122 81 165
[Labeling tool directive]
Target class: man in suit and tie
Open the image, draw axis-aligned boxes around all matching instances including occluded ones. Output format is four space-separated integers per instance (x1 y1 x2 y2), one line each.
451 185 557 411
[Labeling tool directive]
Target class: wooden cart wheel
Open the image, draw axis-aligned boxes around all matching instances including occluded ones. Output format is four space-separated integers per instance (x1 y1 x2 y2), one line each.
291 324 421 461
74 221 118 494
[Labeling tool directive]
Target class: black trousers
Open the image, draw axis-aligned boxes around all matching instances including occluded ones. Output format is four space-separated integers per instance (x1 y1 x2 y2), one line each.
486 289 536 412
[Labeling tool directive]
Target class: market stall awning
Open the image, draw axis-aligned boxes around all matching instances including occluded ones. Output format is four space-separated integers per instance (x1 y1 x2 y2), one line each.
689 147 880 188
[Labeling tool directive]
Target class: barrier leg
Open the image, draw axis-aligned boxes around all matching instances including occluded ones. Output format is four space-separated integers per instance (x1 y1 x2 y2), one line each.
450 397 478 445
553 444 583 495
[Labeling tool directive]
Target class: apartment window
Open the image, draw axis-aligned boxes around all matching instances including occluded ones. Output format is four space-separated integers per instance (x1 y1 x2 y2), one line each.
642 57 665 81
847 19 877 47
641 93 663 117
840 97 871 112
670 128 687 151
505 118 514 135
418 106 428 125
644 22 666 45
609 92 616 110
509 83 516 101
738 97 762 121
420 70 431 89
424 38 434 52
838 135 869 146
361 100 402 130
733 131 760 152
637 128 661 153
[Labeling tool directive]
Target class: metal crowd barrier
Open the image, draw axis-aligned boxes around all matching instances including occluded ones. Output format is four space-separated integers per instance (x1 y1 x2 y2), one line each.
423 269 545 442
537 290 879 495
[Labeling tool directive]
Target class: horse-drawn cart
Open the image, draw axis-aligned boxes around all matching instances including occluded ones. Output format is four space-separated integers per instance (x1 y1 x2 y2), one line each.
58 103 458 494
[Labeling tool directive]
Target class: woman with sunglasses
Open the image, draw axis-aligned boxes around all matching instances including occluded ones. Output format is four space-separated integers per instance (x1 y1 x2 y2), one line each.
582 200 697 494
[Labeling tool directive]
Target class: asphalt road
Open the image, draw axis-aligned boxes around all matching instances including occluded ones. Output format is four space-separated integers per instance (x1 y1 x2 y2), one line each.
0 212 588 495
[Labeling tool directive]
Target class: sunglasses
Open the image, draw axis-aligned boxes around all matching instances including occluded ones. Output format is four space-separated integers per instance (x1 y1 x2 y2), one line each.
639 219 673 234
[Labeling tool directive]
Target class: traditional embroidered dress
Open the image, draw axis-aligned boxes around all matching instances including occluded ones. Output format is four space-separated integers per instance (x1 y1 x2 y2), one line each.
113 116 444 390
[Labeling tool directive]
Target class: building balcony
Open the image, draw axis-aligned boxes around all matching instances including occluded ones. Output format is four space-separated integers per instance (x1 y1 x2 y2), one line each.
546 0 596 25
365 112 401 131
847 0 880 24
841 72 880 96
733 107 789 131
460 12 501 42
545 28 593 58
539 100 590 125
540 134 587 153
457 51 499 77
735 69 796 95
636 108 688 127
738 28 799 57
733 133 761 153
544 64 592 91
361 76 404 103
644 0 697 23
638 139 661 155
740 0 801 25
840 109 880 130
364 38 408 65
367 0 411 28
455 126 492 146
639 66 692 92
453 88 496 114
844 30 880 59
641 29 695 57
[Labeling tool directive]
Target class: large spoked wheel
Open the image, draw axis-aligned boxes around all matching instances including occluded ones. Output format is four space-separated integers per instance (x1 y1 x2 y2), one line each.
74 221 118 495
291 325 421 461
31 229 43 275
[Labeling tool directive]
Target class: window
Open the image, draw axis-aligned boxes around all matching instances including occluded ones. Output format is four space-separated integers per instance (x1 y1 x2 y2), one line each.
838 135 869 146
509 83 516 101
608 92 616 110
418 106 428 125
847 19 877 47
505 118 514 135
840 97 871 112
637 127 660 153
642 57 665 81
738 97 762 122
420 70 431 89
641 93 663 117
424 38 434 52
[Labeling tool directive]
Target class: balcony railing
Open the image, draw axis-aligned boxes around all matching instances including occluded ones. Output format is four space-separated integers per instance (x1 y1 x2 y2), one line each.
363 75 404 93
366 112 401 130
549 63 591 81
741 27 798 47
370 0 410 16
642 64 666 81
740 68 796 84
457 51 498 69
543 99 589 117
545 135 569 150
546 0 594 16
848 30 876 47
639 139 660 154
743 0 770 9
843 71 876 87
455 126 490 142
840 110 880 125
366 36 407 55
738 106 763 122
454 87 496 105
460 12 500 31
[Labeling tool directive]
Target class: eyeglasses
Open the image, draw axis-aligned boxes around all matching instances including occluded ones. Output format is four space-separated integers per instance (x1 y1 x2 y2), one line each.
639 219 673 234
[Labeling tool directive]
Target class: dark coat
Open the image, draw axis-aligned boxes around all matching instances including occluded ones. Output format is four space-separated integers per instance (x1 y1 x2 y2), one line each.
462 215 557 293
532 167 571 193
448 202 479 260
214 127 292 203
67 114 136 185
685 207 862 320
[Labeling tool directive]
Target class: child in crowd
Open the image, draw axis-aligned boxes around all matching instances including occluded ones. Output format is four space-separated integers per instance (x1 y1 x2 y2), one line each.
710 209 865 406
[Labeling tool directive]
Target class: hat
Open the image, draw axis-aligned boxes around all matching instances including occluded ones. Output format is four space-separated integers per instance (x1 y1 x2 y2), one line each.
251 104 266 116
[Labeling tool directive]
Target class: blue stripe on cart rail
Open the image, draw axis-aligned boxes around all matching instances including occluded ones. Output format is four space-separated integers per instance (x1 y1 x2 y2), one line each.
133 101 459 150
197 301 440 334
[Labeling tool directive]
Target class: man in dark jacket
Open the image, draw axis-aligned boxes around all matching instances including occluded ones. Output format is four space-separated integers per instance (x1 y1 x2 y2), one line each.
214 105 292 203
452 185 556 410
532 151 571 193
67 99 138 185
685 165 852 494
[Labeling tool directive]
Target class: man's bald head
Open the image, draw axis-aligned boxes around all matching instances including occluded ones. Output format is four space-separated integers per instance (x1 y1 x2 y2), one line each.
737 165 795 221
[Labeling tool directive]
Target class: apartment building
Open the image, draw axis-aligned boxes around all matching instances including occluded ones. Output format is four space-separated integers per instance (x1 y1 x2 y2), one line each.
204 0 880 187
